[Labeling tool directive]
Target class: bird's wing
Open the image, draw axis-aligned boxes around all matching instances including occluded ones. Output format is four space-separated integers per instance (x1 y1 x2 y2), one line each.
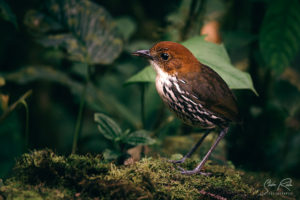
178 65 240 122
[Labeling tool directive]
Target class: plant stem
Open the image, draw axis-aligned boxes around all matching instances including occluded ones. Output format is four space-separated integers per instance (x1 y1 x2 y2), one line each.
140 84 147 158
0 90 32 123
0 90 32 151
71 64 90 154
20 100 29 150
140 84 146 128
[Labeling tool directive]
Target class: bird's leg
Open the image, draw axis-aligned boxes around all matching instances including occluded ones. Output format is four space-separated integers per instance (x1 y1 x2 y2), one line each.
180 127 229 175
169 130 210 164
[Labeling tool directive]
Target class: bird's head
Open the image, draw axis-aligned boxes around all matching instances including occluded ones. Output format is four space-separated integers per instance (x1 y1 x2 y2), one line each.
132 41 200 76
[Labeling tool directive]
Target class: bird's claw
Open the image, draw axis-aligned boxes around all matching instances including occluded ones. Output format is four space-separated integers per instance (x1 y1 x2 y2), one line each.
169 158 211 175
168 158 186 164
176 166 211 176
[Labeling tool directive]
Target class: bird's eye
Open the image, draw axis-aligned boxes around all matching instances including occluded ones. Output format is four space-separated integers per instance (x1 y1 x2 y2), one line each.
160 53 169 61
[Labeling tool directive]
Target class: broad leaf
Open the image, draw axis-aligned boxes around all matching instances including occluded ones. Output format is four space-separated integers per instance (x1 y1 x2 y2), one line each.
125 130 155 146
259 0 300 73
183 36 258 95
125 66 156 85
126 36 258 95
24 0 123 65
94 113 122 140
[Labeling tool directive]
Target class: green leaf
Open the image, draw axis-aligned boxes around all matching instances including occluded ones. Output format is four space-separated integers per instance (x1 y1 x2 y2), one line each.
115 17 136 41
124 130 155 146
126 36 258 95
24 0 123 64
182 36 257 95
259 0 300 74
71 62 88 78
94 113 122 140
125 66 156 85
0 0 18 28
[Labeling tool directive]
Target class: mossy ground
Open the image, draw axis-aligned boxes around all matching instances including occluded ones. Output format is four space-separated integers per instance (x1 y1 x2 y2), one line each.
0 149 299 200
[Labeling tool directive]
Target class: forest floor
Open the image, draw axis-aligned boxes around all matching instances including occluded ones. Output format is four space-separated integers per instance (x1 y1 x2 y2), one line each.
0 149 299 200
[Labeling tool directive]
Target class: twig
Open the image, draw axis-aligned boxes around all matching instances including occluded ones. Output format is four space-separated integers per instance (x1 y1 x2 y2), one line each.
0 90 32 123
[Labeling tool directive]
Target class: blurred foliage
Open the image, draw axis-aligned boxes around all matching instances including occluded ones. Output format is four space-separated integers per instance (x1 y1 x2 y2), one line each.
0 1 299 197
0 0 17 29
24 0 123 65
94 113 154 163
259 0 300 74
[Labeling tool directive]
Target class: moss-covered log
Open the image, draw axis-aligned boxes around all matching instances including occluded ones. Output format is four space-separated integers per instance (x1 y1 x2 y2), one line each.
0 149 298 199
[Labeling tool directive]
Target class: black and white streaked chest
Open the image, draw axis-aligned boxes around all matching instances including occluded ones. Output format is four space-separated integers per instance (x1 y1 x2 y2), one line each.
155 73 228 129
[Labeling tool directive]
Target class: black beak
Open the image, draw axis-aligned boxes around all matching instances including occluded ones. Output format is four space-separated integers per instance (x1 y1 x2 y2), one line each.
132 50 153 60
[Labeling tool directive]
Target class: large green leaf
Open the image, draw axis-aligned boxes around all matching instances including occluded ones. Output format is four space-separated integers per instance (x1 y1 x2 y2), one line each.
94 113 122 140
24 0 123 65
126 36 258 95
182 37 257 94
125 66 156 85
259 0 300 73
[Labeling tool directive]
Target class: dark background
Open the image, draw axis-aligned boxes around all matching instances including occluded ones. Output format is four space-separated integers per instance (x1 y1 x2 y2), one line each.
0 0 300 180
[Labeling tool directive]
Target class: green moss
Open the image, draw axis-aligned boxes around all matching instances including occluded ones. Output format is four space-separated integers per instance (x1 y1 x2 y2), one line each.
161 134 227 164
0 149 298 199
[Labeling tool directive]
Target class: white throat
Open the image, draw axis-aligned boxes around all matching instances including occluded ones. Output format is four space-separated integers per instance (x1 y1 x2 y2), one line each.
150 61 176 101
150 61 171 80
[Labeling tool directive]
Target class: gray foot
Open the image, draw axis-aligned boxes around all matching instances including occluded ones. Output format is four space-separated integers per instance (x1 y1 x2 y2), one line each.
168 157 186 164
177 166 211 176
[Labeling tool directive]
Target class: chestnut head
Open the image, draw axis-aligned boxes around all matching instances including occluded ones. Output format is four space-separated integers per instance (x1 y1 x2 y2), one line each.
132 41 200 75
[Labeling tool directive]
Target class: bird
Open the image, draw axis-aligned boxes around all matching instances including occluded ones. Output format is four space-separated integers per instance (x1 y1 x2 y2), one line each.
132 41 240 175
